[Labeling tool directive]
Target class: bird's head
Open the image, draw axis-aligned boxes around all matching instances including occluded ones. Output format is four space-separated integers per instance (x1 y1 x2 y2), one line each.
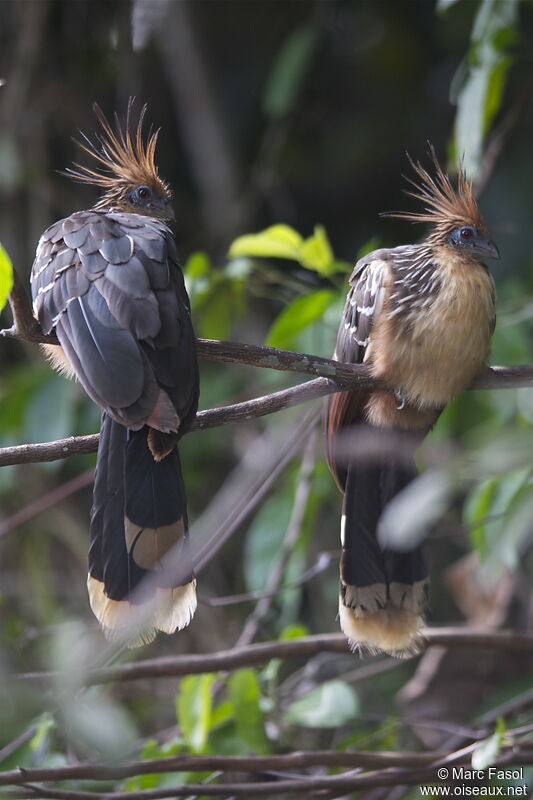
66 100 174 221
386 146 499 262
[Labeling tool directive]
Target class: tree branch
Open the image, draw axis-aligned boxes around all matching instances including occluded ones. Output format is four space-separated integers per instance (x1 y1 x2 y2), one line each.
16 628 533 685
0 749 442 787
3 269 533 471
2 745 533 797
1 364 533 468
3 270 533 389
0 744 523 793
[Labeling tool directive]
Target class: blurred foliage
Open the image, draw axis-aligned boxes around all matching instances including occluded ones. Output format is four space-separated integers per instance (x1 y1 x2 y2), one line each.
0 0 533 796
0 244 13 311
452 0 519 177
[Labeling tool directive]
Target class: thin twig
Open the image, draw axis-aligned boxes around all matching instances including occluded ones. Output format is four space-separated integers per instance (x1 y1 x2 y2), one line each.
236 430 318 646
199 551 335 607
0 469 94 537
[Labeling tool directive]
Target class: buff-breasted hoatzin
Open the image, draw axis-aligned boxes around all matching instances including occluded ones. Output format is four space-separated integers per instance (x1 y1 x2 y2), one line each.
325 151 499 657
30 102 198 644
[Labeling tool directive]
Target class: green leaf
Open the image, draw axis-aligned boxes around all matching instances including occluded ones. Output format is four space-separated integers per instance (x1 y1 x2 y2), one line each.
29 712 55 754
228 670 271 754
185 251 211 280
228 224 336 274
284 680 359 728
471 718 506 770
229 224 303 262
279 623 308 640
300 226 335 274
464 477 498 558
0 243 13 311
244 492 293 593
266 289 336 349
453 0 519 178
209 699 234 731
262 24 316 119
176 674 216 753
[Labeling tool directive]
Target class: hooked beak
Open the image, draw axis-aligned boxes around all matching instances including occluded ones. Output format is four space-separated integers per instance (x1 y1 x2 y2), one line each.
475 237 500 260
150 197 175 221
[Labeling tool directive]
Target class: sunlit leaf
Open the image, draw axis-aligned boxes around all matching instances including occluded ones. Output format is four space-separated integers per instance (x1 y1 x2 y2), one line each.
229 224 337 275
267 290 337 349
176 674 216 753
228 670 271 754
263 24 316 119
284 680 359 728
300 226 335 274
0 243 13 311
471 718 506 770
229 225 303 262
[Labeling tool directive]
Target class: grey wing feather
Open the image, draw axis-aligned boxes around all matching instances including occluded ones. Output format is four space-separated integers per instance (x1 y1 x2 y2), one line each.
31 209 198 432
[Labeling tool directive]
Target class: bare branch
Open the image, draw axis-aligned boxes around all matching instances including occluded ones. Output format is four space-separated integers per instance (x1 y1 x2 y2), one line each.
236 431 318 646
0 750 441 787
16 628 533 685
2 362 533 468
0 469 94 537
3 268 533 473
2 745 533 797
3 270 533 389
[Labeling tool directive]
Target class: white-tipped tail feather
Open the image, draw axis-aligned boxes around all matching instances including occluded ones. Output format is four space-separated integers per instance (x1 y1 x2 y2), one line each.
87 575 197 647
339 579 427 658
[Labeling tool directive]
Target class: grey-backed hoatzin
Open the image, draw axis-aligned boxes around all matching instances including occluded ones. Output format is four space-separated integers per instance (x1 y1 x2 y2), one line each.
325 150 499 657
30 102 198 644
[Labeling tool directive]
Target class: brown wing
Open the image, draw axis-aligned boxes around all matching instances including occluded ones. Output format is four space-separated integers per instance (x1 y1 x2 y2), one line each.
325 251 391 489
30 209 198 436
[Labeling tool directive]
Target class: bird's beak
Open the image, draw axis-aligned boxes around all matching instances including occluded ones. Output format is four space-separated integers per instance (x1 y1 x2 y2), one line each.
475 238 500 260
151 197 175 221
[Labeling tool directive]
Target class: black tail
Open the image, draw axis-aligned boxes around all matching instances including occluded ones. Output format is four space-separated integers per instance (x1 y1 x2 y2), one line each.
88 413 196 645
338 427 428 657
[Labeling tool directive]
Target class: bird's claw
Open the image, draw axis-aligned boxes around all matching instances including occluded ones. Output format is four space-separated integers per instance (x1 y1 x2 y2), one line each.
395 391 407 410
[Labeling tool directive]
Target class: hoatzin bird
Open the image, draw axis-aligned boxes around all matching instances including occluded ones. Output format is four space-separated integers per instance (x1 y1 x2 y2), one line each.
325 150 499 657
30 102 198 644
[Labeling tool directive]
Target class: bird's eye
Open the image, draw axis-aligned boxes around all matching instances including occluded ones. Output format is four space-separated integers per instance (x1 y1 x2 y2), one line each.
460 226 474 239
136 185 151 200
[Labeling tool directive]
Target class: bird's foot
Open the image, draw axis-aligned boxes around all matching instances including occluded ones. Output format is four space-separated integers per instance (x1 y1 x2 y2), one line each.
395 390 408 410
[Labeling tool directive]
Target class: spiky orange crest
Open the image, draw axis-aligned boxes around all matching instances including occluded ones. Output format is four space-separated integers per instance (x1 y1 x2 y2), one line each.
67 99 172 211
387 146 488 243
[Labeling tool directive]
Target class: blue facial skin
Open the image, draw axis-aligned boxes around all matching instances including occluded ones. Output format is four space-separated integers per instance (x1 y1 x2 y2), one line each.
448 225 500 260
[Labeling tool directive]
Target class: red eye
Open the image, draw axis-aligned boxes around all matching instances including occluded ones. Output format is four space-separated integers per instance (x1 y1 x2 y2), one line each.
460 227 474 239
137 186 150 200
